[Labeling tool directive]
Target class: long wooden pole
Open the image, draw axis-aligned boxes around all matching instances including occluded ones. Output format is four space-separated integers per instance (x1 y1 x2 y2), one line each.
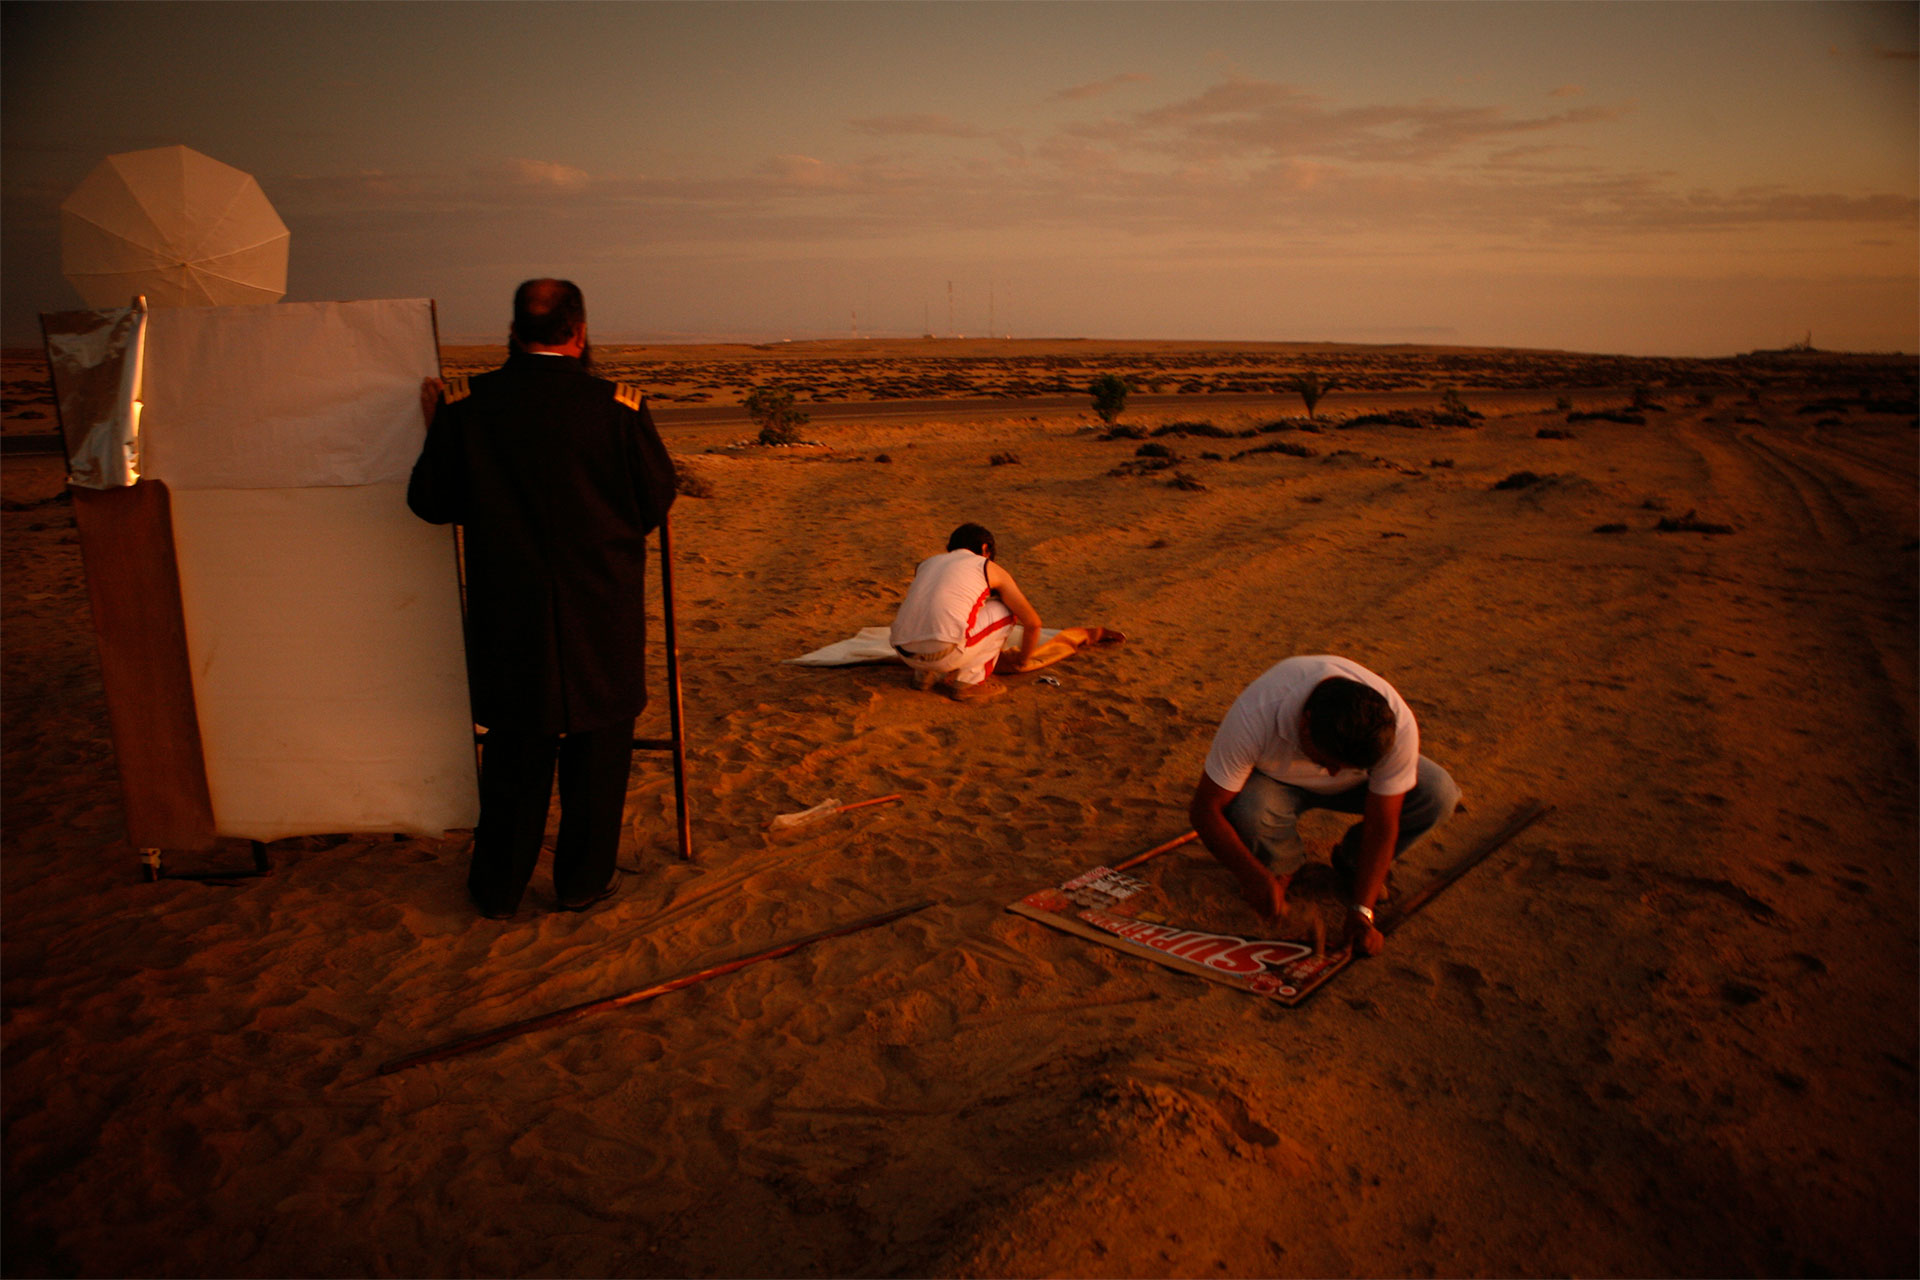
1380 800 1551 936
831 793 902 817
377 898 934 1076
1113 829 1199 872
659 514 692 861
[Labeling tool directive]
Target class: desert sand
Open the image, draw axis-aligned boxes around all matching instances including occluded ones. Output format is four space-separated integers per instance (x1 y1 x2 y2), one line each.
4 342 1916 1277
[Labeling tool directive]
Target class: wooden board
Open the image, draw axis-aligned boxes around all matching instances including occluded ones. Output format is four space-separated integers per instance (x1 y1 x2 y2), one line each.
70 481 217 851
1008 862 1349 1006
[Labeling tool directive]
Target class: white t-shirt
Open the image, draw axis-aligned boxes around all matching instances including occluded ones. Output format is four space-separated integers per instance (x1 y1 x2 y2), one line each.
889 549 996 650
1203 655 1419 797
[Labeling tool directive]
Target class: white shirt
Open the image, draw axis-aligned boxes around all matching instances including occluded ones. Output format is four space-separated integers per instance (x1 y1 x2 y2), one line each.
889 549 997 650
1203 655 1419 797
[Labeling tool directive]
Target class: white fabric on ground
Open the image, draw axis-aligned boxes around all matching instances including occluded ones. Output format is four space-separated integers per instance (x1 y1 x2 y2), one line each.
787 625 1059 667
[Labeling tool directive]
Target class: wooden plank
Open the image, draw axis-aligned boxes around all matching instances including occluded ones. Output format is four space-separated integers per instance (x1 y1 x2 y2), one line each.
70 481 217 851
1379 800 1553 936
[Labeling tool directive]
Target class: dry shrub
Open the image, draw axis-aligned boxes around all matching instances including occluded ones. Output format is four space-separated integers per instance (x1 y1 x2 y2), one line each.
1088 373 1128 423
1152 420 1241 439
745 385 810 445
1108 456 1176 477
1232 440 1317 460
1656 510 1735 534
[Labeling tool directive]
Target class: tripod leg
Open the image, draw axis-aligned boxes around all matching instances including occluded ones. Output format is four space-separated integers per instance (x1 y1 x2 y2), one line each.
659 515 693 861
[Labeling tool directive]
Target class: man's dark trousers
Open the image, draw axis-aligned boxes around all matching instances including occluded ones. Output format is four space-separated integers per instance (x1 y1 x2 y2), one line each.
469 723 635 915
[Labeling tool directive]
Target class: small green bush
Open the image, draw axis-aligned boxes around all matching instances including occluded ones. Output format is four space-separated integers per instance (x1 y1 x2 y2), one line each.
1089 373 1129 424
745 385 809 445
1285 372 1341 418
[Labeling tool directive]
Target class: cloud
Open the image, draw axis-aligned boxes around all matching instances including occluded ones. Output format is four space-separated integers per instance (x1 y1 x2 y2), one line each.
1048 72 1152 103
848 113 1009 140
258 76 1916 272
499 158 591 190
1120 78 1628 166
758 154 857 191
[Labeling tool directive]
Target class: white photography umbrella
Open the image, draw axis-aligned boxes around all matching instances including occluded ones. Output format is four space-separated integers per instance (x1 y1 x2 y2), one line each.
60 145 289 308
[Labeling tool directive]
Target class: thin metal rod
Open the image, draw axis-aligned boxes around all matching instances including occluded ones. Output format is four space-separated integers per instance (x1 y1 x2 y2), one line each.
377 898 935 1076
659 513 692 861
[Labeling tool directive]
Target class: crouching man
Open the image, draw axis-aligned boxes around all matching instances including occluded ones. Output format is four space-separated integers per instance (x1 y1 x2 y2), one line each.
1189 655 1460 956
889 523 1043 703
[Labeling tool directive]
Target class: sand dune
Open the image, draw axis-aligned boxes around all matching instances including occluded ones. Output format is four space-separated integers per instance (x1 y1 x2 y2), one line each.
4 347 1916 1276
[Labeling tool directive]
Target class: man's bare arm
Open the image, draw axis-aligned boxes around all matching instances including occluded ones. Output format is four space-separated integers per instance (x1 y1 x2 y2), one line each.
1189 774 1285 920
985 561 1043 664
1343 789 1404 956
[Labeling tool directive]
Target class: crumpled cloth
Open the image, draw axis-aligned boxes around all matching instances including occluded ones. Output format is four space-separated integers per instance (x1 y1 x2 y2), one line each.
787 625 1126 673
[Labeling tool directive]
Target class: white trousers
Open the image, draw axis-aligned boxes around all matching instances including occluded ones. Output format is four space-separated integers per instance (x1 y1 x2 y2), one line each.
897 599 1014 685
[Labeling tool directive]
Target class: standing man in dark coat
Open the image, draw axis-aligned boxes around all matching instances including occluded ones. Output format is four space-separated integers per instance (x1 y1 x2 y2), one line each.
409 278 678 918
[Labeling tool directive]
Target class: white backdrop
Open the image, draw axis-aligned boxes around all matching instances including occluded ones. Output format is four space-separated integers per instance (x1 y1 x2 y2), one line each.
143 299 478 839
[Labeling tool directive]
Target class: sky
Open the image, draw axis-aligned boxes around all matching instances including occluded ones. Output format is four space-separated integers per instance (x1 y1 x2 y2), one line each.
4 1 1915 357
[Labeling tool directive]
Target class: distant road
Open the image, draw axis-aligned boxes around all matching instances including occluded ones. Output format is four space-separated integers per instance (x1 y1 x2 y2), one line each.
1 388 1611 457
652 387 1594 430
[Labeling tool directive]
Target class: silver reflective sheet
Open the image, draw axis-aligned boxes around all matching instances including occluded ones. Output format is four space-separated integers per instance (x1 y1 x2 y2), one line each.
42 299 148 489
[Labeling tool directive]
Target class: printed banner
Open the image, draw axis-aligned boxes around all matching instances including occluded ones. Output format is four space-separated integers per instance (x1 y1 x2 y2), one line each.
1007 862 1349 1006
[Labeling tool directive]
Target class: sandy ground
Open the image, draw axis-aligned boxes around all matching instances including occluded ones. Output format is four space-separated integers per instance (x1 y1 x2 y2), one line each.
4 349 1917 1277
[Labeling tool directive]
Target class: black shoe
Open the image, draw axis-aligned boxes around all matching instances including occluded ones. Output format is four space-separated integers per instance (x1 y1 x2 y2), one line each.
471 891 517 920
556 884 615 913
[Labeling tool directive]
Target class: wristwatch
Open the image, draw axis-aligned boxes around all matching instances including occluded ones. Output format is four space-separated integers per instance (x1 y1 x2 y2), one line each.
1348 903 1375 925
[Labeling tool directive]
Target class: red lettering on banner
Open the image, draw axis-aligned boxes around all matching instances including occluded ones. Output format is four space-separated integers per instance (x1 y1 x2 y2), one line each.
1219 939 1314 972
1079 910 1312 977
1165 936 1238 965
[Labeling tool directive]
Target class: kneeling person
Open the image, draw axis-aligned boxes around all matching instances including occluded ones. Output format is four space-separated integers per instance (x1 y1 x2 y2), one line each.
1189 655 1460 956
889 523 1042 701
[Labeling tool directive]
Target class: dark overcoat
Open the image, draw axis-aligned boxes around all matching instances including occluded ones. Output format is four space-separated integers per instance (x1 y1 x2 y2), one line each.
407 353 678 735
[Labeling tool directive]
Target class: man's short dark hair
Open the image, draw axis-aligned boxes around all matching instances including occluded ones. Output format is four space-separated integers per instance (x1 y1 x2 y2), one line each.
1304 677 1395 770
511 278 586 349
947 523 996 558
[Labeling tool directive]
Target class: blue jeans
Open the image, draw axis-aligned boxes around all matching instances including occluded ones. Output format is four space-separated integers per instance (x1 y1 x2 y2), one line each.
1223 756 1461 874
